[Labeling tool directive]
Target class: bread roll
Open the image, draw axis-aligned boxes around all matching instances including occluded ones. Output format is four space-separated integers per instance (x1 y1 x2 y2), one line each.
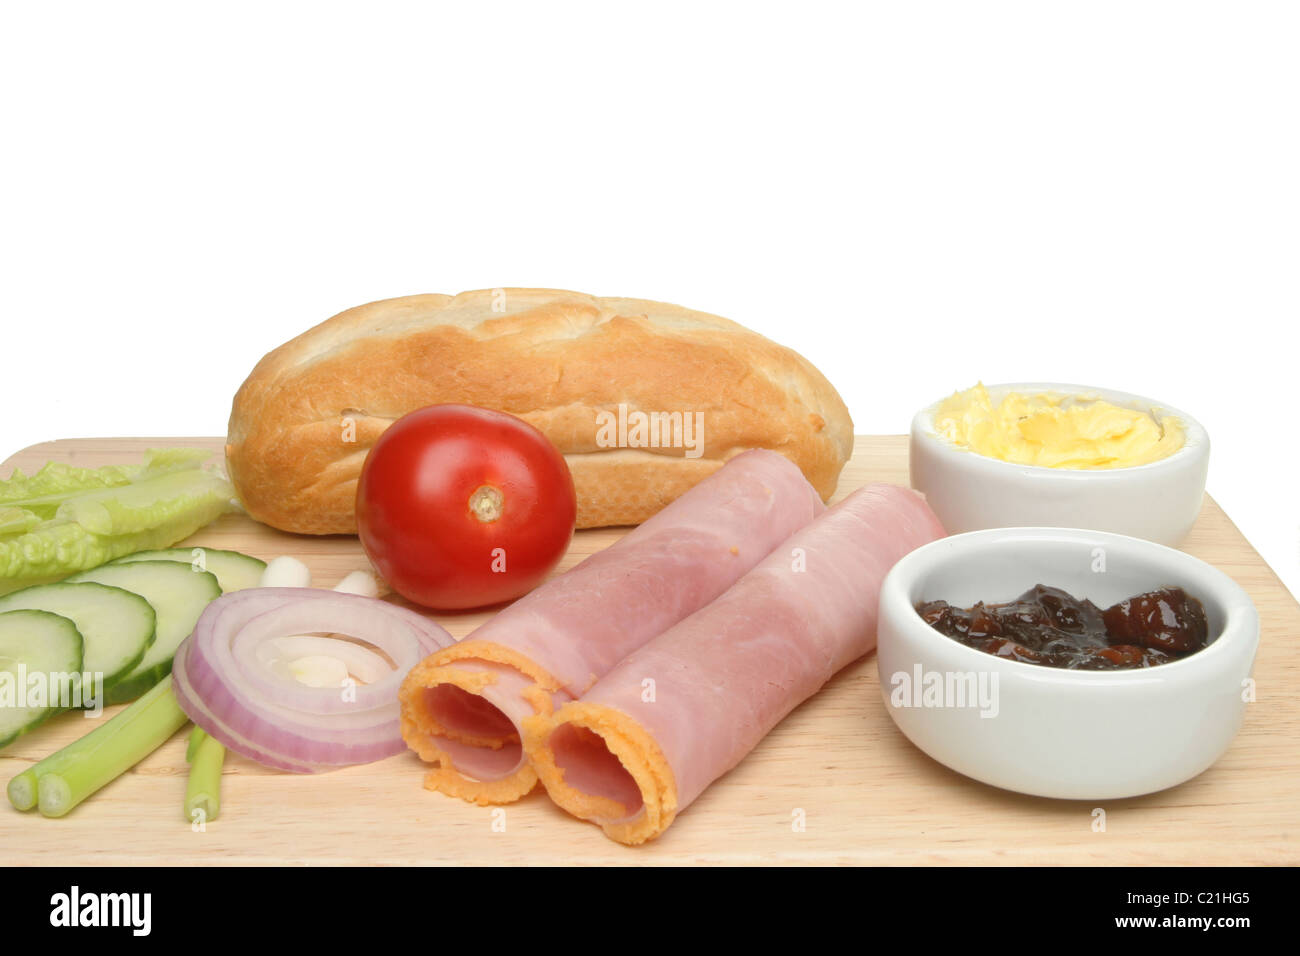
225 289 853 534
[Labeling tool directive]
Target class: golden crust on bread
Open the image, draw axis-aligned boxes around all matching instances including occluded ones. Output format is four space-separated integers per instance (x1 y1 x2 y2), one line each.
226 289 853 533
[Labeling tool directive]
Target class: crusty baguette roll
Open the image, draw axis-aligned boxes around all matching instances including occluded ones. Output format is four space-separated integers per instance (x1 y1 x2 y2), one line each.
225 289 853 534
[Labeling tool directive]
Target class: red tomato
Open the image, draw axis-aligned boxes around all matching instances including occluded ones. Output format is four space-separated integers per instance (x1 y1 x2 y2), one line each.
356 404 576 610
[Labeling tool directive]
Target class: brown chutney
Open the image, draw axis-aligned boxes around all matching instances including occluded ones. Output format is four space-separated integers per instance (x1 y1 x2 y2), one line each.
914 584 1209 670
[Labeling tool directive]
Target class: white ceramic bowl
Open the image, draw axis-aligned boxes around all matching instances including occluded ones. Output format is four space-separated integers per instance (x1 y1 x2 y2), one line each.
910 383 1210 546
876 527 1259 800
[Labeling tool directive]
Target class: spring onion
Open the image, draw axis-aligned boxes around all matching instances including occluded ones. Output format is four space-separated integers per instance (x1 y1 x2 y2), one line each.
185 726 208 762
7 676 188 816
184 726 225 823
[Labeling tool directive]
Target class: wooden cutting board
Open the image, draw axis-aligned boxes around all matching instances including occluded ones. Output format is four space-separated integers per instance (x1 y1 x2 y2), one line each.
2 436 1297 866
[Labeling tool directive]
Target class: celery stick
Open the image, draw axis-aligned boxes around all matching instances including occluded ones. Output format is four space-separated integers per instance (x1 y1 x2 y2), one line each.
184 729 225 823
24 677 188 817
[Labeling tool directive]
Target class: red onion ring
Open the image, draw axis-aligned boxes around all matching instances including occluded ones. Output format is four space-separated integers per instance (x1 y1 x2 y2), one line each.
171 588 454 773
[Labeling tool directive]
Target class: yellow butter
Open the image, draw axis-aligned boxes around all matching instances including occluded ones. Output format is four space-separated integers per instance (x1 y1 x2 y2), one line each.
933 384 1184 469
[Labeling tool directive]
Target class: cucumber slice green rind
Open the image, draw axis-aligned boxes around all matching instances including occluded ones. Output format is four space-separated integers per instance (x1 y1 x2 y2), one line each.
0 609 83 749
0 582 156 693
108 547 265 593
66 561 220 704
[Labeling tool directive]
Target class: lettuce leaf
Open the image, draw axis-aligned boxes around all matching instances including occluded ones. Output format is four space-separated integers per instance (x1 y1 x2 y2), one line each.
0 508 40 535
0 448 236 594
0 447 210 519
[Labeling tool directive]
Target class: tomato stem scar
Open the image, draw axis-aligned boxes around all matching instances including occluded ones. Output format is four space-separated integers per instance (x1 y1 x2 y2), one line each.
469 485 505 523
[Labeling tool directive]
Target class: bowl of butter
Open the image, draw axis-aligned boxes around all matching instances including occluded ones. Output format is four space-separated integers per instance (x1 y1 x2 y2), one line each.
910 383 1209 546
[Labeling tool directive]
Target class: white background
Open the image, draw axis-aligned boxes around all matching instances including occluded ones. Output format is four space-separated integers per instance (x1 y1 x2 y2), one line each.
3 2 1297 597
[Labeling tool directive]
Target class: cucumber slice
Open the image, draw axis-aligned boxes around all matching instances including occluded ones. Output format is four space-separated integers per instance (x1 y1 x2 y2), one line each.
0 609 83 748
0 582 155 693
108 547 266 593
66 561 220 704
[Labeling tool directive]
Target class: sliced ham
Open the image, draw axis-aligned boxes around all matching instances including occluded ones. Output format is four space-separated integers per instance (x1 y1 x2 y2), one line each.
524 483 945 844
398 449 824 803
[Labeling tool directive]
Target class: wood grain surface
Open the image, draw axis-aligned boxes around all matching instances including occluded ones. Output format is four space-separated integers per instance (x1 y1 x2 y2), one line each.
1 436 1296 865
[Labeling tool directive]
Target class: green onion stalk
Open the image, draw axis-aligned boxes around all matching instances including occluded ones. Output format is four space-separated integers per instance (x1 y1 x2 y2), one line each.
7 676 188 817
184 725 225 823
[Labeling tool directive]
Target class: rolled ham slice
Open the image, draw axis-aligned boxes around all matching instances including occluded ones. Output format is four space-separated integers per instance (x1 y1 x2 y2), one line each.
398 449 824 804
524 483 944 844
